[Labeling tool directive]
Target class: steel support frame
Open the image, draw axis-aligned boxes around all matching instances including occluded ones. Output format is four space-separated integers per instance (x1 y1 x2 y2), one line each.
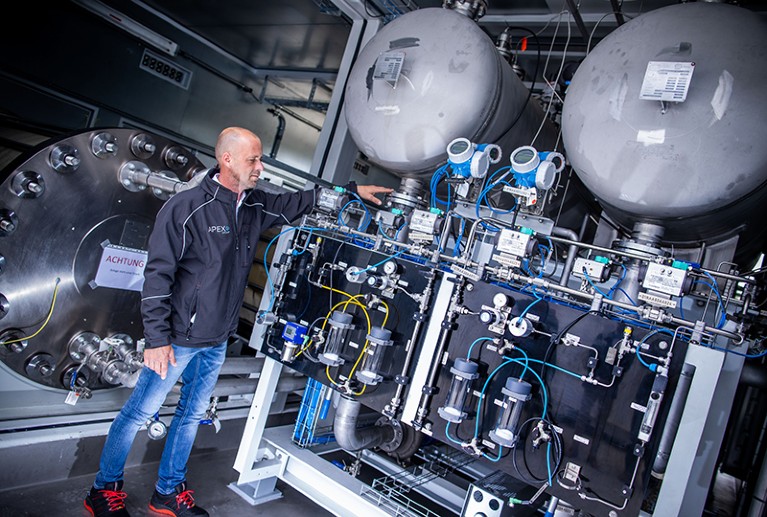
309 1 382 185
650 342 746 515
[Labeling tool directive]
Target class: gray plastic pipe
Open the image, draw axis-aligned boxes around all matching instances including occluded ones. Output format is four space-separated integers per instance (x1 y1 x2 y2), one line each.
334 396 396 452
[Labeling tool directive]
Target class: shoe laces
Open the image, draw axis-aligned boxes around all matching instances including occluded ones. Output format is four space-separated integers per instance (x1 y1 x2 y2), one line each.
100 488 128 511
176 489 196 508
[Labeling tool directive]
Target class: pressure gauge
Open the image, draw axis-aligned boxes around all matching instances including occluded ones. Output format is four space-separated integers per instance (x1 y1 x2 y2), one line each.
383 260 399 275
492 293 509 307
147 420 167 440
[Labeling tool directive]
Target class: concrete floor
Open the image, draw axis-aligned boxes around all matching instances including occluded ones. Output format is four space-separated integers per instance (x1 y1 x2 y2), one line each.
0 446 332 517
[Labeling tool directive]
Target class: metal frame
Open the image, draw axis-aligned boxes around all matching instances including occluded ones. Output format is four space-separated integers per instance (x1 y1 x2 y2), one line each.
650 342 746 515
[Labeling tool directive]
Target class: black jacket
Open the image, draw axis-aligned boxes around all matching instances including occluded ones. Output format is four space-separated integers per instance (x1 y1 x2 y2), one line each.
141 168 317 349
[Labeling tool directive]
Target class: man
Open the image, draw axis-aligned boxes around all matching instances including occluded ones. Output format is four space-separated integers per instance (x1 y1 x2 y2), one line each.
84 127 392 516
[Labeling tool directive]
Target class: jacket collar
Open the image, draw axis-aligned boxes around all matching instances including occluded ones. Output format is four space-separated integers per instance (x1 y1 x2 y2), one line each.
201 166 244 203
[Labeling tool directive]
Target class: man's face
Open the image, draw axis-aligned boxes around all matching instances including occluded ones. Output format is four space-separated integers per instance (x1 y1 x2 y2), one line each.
228 137 264 191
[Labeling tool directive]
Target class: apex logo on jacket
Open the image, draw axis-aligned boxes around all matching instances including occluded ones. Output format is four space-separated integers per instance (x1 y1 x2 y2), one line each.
208 225 231 234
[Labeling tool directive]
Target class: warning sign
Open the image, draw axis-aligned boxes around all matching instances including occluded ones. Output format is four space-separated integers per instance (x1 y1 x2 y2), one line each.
92 243 147 292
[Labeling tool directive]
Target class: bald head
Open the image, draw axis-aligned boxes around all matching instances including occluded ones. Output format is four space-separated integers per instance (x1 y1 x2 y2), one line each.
215 127 265 194
215 127 261 162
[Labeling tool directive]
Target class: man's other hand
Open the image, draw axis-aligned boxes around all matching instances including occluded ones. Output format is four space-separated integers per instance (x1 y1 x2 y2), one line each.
356 184 393 205
143 345 177 380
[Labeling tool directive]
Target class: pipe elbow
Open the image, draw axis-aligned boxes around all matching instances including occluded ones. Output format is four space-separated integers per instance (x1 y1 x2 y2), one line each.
334 396 397 452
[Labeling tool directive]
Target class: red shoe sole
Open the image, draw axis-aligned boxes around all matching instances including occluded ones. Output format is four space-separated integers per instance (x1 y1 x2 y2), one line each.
148 503 178 516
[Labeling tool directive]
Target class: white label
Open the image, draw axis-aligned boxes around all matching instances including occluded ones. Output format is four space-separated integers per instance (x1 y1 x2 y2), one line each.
503 185 538 206
638 292 678 309
348 341 359 349
640 61 695 102
642 262 687 297
631 402 648 413
374 51 405 88
93 244 147 292
496 229 531 257
64 391 80 406
410 209 439 234
491 253 521 269
573 434 590 445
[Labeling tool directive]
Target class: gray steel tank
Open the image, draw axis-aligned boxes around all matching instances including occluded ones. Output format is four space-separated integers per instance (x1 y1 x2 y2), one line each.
561 3 767 248
344 7 555 177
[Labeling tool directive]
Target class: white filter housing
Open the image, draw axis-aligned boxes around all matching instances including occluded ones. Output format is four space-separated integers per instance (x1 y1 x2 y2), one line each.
562 3 767 245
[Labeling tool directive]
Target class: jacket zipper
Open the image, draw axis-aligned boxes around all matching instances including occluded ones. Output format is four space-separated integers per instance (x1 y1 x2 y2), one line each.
186 283 201 340
231 197 239 252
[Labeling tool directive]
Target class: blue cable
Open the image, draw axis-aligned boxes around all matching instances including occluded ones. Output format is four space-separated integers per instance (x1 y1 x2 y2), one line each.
348 248 407 276
546 441 553 486
693 278 727 328
582 269 610 298
708 343 767 358
338 198 371 231
466 337 495 360
263 226 322 314
475 358 549 441
635 328 675 372
521 358 582 380
445 422 464 445
615 288 639 306
519 291 543 320
483 446 504 462
607 264 628 298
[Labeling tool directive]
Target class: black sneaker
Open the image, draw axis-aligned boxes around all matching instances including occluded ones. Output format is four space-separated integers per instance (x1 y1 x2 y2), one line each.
148 482 208 516
84 481 130 516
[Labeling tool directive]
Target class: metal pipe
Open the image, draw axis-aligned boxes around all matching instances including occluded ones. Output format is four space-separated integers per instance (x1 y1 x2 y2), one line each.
168 374 305 398
563 0 590 42
267 108 286 159
652 363 696 476
551 226 578 286
548 234 755 285
609 0 625 25
413 279 465 430
218 356 265 375
334 396 396 452
385 272 436 418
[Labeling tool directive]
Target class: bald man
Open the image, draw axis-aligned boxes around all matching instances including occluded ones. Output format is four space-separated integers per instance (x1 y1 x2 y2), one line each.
85 127 392 517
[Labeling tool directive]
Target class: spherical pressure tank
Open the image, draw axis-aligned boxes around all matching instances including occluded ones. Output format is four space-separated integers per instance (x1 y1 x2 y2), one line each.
562 3 767 247
345 8 555 177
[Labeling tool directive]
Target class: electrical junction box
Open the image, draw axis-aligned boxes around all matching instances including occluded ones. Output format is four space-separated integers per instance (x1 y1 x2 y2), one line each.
495 228 532 258
572 257 609 282
642 262 687 297
461 470 538 517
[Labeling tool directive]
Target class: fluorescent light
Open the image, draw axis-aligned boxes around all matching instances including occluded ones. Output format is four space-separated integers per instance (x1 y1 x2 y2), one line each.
72 0 179 56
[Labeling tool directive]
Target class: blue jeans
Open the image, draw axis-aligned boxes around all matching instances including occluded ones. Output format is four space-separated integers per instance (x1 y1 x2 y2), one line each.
94 342 227 494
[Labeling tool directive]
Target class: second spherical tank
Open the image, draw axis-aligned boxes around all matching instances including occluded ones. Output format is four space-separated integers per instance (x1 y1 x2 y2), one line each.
561 3 767 247
344 7 555 178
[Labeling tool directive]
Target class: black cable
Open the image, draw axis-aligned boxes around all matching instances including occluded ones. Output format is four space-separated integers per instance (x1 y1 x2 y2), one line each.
512 417 564 485
541 309 598 380
328 241 346 309
498 27 542 137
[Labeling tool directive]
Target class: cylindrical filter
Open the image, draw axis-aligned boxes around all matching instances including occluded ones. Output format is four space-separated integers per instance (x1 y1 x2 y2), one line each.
489 377 532 447
319 311 355 367
438 358 480 423
356 327 393 386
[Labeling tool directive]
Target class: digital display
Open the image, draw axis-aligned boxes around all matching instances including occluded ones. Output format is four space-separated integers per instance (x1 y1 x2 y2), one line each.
450 140 470 154
513 149 535 164
139 48 192 90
